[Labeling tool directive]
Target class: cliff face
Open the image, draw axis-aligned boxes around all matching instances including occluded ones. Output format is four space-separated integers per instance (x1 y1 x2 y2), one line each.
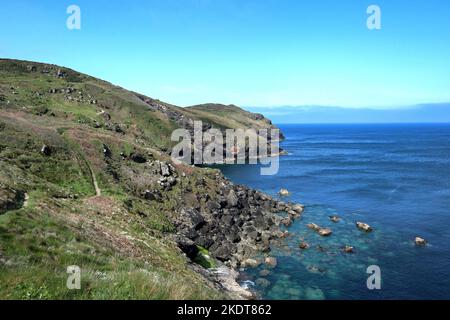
0 59 301 299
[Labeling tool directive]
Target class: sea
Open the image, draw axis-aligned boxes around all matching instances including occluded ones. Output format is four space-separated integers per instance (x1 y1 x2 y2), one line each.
218 123 450 300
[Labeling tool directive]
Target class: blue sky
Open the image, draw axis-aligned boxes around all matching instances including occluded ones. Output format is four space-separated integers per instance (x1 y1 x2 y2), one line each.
1 0 450 109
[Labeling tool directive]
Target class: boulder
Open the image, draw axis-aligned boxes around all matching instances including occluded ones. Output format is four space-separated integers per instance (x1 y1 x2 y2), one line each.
292 204 304 213
160 162 172 176
299 242 310 250
356 222 373 232
264 256 277 267
226 189 239 208
307 223 321 232
175 237 199 259
143 190 156 201
318 228 332 237
130 153 147 163
279 189 290 197
255 278 271 288
259 269 271 277
241 258 260 268
40 144 51 156
281 217 292 227
415 237 427 246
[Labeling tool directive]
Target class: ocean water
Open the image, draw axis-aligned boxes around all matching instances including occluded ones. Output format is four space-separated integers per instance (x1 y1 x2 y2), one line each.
218 124 450 300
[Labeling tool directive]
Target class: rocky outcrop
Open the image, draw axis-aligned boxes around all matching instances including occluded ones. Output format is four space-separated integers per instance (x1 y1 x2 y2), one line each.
172 176 304 268
0 186 25 214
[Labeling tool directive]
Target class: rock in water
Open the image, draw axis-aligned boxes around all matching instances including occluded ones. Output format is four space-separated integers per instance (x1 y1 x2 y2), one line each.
307 223 321 231
356 222 373 232
255 278 271 288
279 189 290 196
415 237 427 246
299 242 310 250
264 256 277 267
292 204 304 213
343 245 354 253
329 215 340 223
241 258 260 268
318 228 332 237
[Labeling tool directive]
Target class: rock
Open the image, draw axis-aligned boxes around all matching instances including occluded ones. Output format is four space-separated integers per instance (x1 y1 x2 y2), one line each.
27 65 37 72
175 237 199 259
259 269 271 277
40 144 51 156
307 223 321 232
356 222 373 232
212 241 233 261
292 204 304 213
56 69 66 78
241 258 260 268
329 215 340 223
264 256 277 267
226 189 239 207
343 245 354 253
281 217 292 227
143 190 156 201
160 162 171 176
415 237 427 246
130 153 147 163
0 186 25 214
255 278 271 288
102 144 112 157
307 265 326 274
318 228 332 237
299 242 310 250
210 267 254 300
279 189 290 197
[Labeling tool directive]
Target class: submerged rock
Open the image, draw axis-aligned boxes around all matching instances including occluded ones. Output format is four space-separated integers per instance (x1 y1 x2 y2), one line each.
259 269 271 277
264 256 277 267
255 278 271 288
356 222 373 232
329 215 340 223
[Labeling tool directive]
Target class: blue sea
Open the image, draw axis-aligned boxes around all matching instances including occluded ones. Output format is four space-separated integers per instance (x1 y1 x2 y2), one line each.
219 124 450 300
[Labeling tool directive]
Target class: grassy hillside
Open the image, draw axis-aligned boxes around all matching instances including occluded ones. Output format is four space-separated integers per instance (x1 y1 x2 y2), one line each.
0 59 293 300
186 103 278 132
0 59 228 299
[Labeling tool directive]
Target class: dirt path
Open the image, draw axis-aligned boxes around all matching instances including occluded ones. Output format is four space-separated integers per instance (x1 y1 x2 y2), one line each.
87 163 101 196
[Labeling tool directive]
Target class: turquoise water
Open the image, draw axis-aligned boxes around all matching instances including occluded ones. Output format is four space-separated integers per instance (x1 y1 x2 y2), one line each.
219 124 450 300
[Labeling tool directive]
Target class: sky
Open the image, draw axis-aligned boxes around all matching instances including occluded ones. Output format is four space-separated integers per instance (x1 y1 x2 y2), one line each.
1 0 450 110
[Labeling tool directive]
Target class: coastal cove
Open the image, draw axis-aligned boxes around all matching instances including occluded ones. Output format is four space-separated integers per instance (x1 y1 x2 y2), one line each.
219 123 450 300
